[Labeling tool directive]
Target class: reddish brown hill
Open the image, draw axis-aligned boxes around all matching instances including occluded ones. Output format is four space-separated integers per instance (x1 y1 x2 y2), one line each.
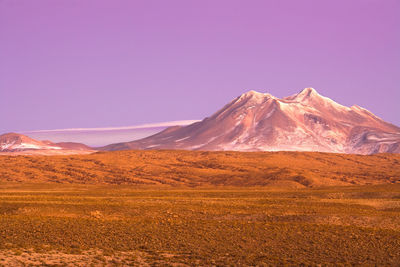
0 150 399 187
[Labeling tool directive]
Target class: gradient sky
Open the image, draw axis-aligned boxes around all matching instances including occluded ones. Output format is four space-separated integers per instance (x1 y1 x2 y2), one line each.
1 0 399 133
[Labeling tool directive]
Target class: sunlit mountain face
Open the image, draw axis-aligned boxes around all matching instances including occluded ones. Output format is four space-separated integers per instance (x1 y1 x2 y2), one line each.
101 88 400 155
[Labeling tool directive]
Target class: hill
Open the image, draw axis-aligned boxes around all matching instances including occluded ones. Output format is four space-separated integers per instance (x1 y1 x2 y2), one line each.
1 150 399 187
0 133 94 155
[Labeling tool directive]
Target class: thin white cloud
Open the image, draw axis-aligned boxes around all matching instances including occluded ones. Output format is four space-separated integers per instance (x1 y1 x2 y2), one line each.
23 120 200 133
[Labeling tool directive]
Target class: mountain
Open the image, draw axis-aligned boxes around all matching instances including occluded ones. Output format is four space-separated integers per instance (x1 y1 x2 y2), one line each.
53 142 93 151
101 88 400 154
22 120 199 147
0 133 94 154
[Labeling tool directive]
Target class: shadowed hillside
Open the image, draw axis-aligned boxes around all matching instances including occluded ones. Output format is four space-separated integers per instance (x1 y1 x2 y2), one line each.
0 150 399 187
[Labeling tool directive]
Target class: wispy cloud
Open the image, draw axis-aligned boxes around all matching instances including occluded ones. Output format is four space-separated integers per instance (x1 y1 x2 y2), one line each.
23 120 200 133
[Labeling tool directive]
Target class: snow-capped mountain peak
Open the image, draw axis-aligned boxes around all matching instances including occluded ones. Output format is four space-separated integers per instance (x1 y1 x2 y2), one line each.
292 87 319 100
237 90 276 103
98 87 400 154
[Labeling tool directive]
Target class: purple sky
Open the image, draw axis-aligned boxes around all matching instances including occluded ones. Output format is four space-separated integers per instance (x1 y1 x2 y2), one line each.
1 0 399 133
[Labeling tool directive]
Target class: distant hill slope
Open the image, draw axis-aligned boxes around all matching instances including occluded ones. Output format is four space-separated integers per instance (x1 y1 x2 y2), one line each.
101 88 400 154
0 150 399 187
0 133 94 155
21 120 199 147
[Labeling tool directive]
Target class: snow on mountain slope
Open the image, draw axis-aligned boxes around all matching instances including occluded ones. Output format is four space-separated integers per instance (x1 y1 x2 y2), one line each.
101 88 400 154
0 133 62 151
0 133 94 154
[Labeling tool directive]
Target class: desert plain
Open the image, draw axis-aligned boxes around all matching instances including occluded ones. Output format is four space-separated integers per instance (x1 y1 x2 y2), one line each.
0 150 399 266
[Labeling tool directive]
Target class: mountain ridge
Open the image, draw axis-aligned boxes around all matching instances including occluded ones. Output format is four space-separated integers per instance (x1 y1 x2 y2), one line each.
101 88 400 154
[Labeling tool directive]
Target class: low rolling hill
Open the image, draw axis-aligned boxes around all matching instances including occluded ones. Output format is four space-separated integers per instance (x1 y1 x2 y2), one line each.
0 150 399 187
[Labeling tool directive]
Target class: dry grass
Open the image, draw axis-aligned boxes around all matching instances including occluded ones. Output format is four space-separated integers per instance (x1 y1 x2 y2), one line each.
0 183 400 265
0 151 399 265
0 150 399 187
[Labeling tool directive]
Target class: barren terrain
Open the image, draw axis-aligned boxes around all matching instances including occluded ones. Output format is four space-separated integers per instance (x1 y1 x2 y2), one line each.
0 183 399 265
0 151 399 265
0 150 400 187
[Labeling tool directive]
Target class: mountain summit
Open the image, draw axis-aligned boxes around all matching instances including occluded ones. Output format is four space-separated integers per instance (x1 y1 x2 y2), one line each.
101 88 400 154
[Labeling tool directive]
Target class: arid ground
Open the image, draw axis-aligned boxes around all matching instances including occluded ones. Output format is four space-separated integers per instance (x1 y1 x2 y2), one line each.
0 151 399 265
0 150 399 187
